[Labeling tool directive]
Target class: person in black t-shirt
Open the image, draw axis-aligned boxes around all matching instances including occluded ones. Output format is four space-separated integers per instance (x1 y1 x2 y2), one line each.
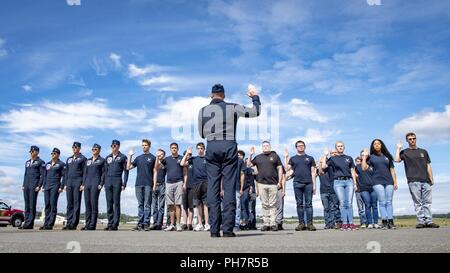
247 141 283 232
395 132 439 229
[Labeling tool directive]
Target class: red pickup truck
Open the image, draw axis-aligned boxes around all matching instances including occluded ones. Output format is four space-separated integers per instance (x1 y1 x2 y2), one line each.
0 201 24 227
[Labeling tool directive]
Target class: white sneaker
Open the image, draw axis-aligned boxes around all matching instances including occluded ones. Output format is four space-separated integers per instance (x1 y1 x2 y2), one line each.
204 224 210 231
367 224 374 229
176 224 183 232
360 224 367 229
193 224 204 231
164 224 175 231
373 224 380 229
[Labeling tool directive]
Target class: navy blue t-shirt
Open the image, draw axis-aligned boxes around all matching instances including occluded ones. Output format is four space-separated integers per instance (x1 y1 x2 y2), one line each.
355 164 374 192
289 154 315 184
165 155 184 184
367 154 394 185
326 155 355 180
318 167 334 194
156 160 167 183
188 156 208 184
131 153 156 187
235 158 247 190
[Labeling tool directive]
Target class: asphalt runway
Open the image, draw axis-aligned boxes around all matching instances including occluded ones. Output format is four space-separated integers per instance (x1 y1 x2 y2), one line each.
0 224 448 253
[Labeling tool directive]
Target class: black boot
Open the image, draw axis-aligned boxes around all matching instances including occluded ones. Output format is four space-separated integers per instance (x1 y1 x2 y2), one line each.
388 219 396 230
381 220 388 230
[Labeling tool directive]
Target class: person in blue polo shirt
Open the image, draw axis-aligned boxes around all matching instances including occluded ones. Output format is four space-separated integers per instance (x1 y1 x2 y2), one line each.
355 154 379 229
181 143 210 232
285 140 317 231
127 139 156 231
150 148 167 230
81 143 104 231
63 141 87 230
318 150 341 230
157 143 187 232
40 148 65 230
362 139 398 230
321 141 358 231
104 140 129 231
20 146 45 230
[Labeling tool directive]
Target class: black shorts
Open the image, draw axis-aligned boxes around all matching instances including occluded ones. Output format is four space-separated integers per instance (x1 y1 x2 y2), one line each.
192 180 208 206
182 187 194 209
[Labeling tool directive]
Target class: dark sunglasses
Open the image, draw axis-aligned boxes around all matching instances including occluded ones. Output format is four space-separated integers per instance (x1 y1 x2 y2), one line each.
407 138 416 141
92 148 99 151
51 152 58 155
111 144 118 148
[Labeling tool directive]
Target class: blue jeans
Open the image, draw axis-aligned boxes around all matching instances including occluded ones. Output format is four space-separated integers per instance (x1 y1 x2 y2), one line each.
373 184 394 220
151 183 165 226
248 192 257 227
355 192 367 225
320 192 340 228
235 190 241 227
333 179 354 224
408 182 433 224
135 186 152 226
360 191 378 224
240 188 250 223
293 182 313 224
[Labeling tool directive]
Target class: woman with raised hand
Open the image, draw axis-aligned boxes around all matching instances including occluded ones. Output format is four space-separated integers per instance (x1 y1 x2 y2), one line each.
361 139 398 230
321 141 358 231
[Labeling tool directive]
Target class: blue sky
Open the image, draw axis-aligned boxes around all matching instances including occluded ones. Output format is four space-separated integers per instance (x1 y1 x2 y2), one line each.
0 0 449 217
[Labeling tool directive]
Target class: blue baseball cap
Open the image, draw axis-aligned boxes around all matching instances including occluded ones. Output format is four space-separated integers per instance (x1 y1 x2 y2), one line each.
72 142 81 148
92 143 101 150
52 148 61 154
29 145 39 152
111 140 120 146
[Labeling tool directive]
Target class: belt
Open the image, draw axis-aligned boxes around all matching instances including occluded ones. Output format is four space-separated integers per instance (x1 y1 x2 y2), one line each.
336 177 351 180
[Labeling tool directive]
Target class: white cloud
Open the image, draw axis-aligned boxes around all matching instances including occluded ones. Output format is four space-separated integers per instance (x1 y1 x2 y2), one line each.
76 88 93 97
67 74 86 87
127 63 184 91
288 98 329 123
21 85 32 92
109 52 122 69
393 105 450 142
92 56 108 76
0 99 147 134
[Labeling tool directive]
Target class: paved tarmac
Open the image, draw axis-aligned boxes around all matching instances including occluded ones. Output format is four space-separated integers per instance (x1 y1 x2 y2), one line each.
0 224 449 253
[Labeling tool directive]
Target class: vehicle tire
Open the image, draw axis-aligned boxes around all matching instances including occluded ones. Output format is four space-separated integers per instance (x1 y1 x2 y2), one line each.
11 215 24 227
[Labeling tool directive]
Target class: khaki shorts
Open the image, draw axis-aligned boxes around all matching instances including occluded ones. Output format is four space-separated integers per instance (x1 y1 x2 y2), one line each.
165 181 183 206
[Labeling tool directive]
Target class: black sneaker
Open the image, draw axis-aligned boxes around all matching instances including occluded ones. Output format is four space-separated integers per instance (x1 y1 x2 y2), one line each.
416 223 426 229
277 224 284 230
68 226 77 230
80 227 87 231
45 226 53 230
144 225 150 231
104 227 111 231
388 219 396 230
271 225 278 231
295 223 306 231
110 227 118 231
261 226 270 232
210 233 221 238
39 226 46 230
425 223 440 228
62 226 69 230
307 223 317 231
188 225 193 231
381 220 388 230
223 232 236 237
181 224 188 231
